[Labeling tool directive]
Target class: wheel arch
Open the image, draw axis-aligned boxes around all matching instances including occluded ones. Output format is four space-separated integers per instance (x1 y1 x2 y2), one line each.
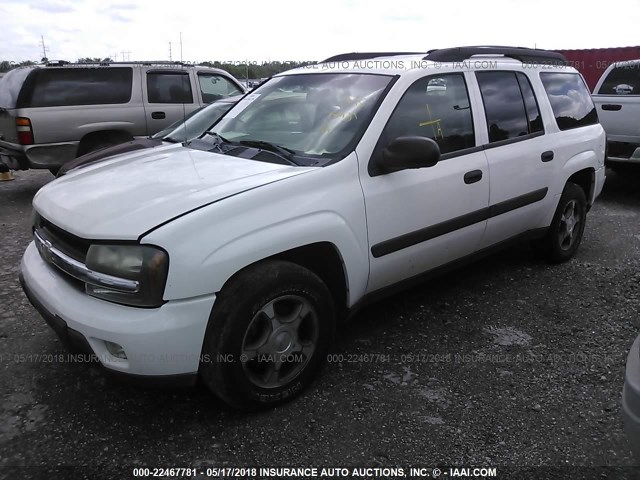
220 242 350 319
77 129 133 156
566 167 595 208
560 148 598 207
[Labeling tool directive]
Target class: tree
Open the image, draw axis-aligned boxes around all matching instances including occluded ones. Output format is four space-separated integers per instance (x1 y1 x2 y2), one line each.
77 57 103 64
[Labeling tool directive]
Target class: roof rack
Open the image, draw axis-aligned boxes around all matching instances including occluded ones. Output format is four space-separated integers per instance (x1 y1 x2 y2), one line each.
424 46 567 64
44 60 71 66
45 60 196 67
321 52 425 63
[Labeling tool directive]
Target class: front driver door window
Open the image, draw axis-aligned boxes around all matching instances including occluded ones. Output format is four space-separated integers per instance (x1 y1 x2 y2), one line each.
198 74 243 103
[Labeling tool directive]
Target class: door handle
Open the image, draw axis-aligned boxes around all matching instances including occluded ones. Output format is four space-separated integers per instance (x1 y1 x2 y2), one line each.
464 170 483 184
601 104 622 111
541 151 554 162
151 111 166 119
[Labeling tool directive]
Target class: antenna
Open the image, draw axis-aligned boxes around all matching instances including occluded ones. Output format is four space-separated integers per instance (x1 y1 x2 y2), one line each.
180 32 188 144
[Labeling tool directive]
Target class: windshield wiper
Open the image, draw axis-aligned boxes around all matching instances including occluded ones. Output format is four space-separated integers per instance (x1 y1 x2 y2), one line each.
238 140 299 165
194 131 232 152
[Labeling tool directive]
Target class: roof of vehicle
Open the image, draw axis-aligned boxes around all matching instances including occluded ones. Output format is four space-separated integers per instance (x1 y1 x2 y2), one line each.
281 46 573 76
31 60 235 76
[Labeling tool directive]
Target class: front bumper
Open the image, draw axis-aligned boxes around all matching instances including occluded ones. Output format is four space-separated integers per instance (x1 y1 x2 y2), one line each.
20 242 215 379
622 334 640 459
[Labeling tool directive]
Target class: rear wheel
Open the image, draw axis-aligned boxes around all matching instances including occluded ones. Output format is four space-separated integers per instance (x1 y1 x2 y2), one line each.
533 182 587 263
199 260 335 410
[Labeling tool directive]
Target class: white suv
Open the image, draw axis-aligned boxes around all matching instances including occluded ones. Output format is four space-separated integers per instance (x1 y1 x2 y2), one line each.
20 47 606 410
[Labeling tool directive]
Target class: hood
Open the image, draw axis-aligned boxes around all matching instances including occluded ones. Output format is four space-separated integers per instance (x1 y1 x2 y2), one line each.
34 145 315 240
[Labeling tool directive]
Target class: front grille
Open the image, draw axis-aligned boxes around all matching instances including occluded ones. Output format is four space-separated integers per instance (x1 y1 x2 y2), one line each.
34 216 90 290
36 216 90 263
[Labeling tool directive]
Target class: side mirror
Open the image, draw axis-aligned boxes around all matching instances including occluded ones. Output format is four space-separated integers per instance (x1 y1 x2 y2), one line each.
374 136 440 175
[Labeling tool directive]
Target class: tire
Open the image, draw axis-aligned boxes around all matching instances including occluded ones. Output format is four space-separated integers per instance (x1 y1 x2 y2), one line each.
199 260 335 410
533 182 587 263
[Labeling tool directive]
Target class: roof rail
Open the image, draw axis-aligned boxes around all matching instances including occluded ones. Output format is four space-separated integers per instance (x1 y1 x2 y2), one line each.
424 46 567 64
321 52 424 63
44 60 71 67
45 60 196 67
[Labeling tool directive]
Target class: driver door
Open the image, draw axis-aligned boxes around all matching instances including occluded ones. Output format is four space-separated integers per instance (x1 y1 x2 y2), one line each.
359 73 490 293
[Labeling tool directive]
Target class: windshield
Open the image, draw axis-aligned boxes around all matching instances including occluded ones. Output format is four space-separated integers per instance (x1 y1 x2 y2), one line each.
157 101 237 142
211 73 393 158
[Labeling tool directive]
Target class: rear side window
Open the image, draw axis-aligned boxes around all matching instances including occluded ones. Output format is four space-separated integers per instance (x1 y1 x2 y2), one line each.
19 67 133 107
597 64 640 95
147 72 193 104
540 73 598 131
477 71 541 143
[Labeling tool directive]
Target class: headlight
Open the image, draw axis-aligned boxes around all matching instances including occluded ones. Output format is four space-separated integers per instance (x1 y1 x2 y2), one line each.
85 244 169 307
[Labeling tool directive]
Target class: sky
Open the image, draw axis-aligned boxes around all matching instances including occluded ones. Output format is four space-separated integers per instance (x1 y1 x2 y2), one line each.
1 0 639 63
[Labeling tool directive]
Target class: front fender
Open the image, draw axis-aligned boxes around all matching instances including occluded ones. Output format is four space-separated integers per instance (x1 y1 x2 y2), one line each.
142 158 369 306
210 212 365 300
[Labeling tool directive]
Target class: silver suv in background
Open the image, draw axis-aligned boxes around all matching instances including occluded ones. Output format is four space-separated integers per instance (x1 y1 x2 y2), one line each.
0 61 245 172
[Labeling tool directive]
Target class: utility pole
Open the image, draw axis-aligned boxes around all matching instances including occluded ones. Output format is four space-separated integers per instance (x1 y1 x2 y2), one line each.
169 42 172 61
120 50 131 61
40 35 49 61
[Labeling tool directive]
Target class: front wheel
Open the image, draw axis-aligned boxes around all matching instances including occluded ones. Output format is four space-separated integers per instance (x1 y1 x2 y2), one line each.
200 260 335 410
533 182 587 263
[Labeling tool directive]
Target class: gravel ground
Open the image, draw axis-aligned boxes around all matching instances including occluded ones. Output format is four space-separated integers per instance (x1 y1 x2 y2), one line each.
0 169 639 479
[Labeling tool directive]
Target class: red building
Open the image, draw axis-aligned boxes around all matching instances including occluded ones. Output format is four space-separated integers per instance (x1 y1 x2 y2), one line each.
555 46 640 92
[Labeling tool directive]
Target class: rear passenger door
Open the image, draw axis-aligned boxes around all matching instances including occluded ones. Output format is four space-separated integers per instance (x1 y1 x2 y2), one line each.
143 70 200 134
475 71 556 248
